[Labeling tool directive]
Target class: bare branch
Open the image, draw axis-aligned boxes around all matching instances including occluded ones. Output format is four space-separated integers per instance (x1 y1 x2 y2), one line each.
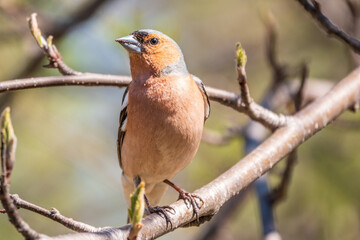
7 194 101 233
295 0 360 53
236 44 252 107
0 75 131 93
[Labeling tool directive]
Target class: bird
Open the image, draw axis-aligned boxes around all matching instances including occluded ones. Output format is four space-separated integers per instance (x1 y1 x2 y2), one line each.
115 29 210 226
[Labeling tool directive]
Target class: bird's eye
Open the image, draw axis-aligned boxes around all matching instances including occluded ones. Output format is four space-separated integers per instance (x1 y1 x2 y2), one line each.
149 38 159 45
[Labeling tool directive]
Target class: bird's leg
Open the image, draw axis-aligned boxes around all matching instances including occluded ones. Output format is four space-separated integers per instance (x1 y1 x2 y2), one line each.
163 179 204 221
133 176 175 229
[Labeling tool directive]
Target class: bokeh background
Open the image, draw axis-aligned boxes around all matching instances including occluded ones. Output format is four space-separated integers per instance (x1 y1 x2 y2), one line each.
0 0 359 239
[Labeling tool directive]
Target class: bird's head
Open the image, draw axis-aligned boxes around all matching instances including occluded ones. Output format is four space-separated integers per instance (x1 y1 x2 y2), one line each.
116 29 188 79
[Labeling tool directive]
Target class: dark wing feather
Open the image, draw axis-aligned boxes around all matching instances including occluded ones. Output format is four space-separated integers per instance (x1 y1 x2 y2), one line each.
117 87 129 169
192 75 210 121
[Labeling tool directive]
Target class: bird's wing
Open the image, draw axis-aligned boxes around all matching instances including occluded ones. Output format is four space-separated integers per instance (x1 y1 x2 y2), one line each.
117 87 129 169
192 75 210 121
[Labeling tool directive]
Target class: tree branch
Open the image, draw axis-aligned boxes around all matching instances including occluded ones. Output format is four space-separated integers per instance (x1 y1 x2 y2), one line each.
236 44 252 107
295 0 360 53
0 75 131 93
5 194 101 233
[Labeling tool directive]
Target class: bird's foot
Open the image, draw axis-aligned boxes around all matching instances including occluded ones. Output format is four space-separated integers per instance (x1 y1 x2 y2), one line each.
177 190 204 221
147 205 176 229
163 179 204 221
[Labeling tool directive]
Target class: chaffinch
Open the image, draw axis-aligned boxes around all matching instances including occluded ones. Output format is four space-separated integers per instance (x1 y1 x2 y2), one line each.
115 29 210 225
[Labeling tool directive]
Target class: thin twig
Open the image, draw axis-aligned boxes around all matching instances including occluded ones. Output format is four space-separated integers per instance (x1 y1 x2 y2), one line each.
0 75 131 93
295 0 360 53
237 66 252 107
236 44 252 107
8 194 101 233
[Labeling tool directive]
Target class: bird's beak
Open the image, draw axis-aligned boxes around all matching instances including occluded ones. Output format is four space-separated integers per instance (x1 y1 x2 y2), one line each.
115 35 141 54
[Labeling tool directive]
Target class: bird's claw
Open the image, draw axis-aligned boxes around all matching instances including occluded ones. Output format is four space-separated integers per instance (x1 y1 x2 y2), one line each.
178 191 204 221
147 205 176 229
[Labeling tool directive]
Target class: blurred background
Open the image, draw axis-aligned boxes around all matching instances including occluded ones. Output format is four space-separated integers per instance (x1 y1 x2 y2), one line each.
0 0 359 239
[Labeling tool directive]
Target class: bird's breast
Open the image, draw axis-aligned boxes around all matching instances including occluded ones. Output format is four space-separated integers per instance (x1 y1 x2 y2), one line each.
122 75 205 183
